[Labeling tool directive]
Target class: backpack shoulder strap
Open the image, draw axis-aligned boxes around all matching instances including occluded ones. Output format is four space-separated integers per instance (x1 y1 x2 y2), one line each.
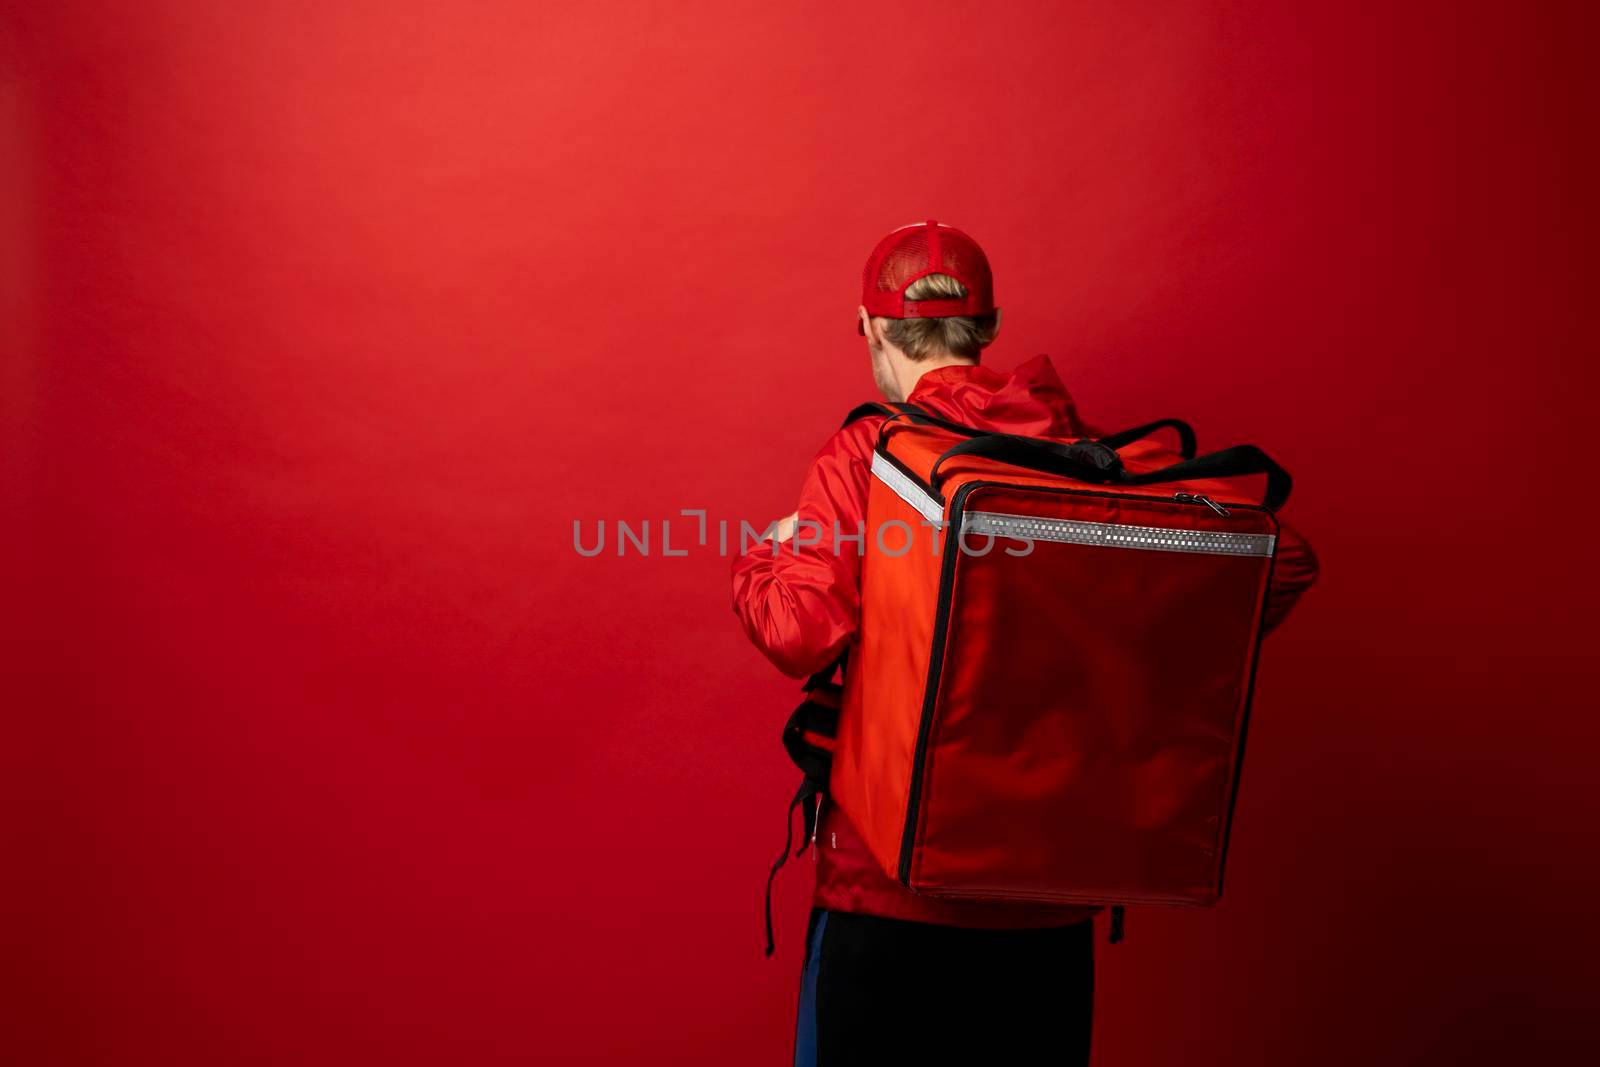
839 400 926 428
840 401 994 455
762 651 851 958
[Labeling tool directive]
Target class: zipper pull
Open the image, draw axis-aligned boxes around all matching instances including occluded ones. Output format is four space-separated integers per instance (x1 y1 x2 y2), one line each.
1174 491 1230 516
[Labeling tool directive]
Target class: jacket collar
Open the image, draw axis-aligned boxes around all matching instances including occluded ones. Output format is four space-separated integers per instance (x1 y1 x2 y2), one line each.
903 354 1084 438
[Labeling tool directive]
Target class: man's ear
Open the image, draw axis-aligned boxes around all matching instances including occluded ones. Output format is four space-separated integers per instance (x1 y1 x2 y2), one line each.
856 305 871 338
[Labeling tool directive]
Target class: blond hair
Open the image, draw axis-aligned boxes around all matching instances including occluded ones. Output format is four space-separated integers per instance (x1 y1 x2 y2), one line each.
881 273 999 361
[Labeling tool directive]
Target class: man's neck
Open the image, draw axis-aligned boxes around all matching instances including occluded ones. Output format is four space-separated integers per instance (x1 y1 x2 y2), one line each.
897 353 977 401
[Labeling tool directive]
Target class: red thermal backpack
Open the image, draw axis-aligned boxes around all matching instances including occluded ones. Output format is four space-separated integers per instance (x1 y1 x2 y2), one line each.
764 402 1290 955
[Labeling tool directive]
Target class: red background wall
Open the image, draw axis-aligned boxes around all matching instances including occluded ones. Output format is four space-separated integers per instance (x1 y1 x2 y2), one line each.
4 2 1594 1063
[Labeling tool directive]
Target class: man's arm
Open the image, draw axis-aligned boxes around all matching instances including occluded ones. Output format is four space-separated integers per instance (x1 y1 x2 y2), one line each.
731 420 878 679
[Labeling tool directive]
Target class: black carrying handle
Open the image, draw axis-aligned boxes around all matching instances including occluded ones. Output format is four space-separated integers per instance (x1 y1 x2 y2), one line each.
1096 418 1198 460
856 406 1197 463
851 403 1291 510
1124 444 1292 511
850 405 1196 460
929 434 1292 510
929 433 1125 494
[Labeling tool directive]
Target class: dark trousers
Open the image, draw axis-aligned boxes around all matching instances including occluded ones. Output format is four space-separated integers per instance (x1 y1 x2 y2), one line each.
793 907 1095 1066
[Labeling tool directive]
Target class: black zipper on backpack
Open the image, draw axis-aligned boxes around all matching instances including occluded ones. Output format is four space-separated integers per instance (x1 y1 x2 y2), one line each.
893 477 1277 888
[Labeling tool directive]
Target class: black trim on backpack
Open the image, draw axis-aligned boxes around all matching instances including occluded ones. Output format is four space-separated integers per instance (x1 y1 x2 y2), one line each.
1214 521 1281 897
895 477 977 885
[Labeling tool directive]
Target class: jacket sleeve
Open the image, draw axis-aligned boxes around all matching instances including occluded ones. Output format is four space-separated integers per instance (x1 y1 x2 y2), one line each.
1261 512 1319 635
731 420 878 679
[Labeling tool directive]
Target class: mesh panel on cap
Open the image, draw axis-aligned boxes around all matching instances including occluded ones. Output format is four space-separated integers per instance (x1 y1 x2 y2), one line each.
861 220 994 318
870 229 935 295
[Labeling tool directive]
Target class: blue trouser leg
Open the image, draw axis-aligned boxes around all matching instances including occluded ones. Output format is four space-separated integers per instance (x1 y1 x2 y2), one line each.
792 909 829 1067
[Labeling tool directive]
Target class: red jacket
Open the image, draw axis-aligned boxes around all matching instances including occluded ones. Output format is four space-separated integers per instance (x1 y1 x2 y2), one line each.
733 355 1320 928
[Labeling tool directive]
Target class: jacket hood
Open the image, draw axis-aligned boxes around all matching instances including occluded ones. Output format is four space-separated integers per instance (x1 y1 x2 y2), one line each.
904 354 1087 439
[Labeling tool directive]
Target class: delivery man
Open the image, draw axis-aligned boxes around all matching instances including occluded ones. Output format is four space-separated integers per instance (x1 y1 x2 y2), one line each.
731 220 1319 1066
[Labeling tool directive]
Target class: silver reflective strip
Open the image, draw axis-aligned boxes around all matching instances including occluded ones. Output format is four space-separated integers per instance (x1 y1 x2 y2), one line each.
870 451 944 526
964 511 1276 557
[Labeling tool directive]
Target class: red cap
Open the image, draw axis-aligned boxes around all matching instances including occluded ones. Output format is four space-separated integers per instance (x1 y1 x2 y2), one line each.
858 219 996 335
